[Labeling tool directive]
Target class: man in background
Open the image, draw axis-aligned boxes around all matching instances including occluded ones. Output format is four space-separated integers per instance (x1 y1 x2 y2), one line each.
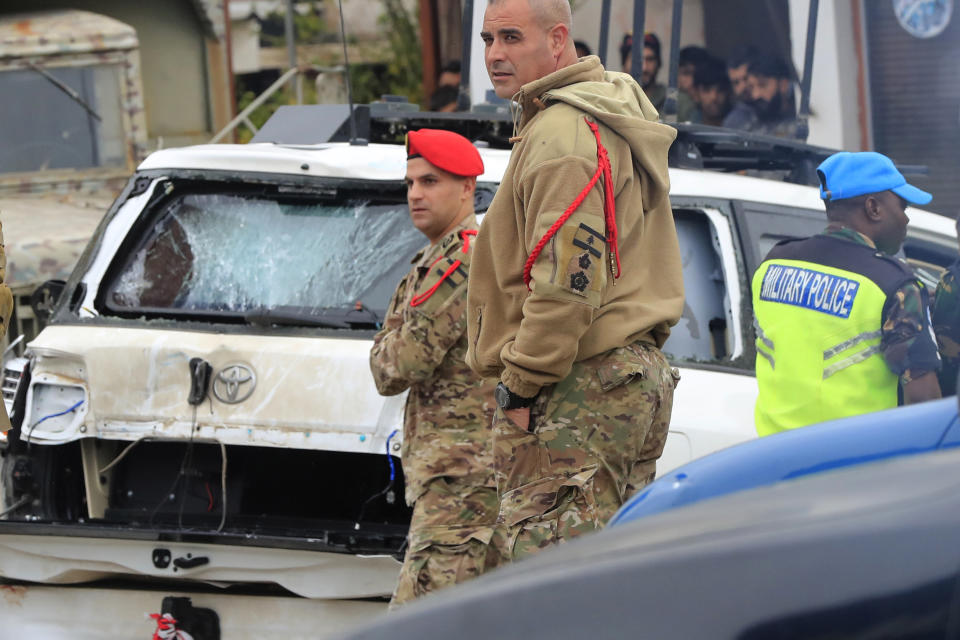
620 32 697 121
693 55 732 127
723 45 758 130
727 55 798 138
932 215 960 394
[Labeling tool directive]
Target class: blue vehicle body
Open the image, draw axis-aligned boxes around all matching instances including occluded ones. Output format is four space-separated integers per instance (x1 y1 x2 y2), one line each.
610 396 960 526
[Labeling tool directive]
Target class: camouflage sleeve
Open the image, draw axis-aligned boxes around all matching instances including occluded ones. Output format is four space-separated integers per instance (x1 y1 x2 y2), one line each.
880 280 941 386
932 268 960 394
369 272 468 397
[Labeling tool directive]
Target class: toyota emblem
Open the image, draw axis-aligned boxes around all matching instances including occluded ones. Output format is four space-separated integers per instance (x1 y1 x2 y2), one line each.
212 364 257 404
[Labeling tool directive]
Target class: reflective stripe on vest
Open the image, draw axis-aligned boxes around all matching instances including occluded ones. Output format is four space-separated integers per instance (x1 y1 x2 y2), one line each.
752 258 898 436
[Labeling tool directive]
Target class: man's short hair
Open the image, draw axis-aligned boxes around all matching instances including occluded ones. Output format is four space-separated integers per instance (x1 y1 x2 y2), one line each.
823 194 871 220
574 40 592 56
622 32 661 68
726 44 759 69
428 85 460 112
678 45 709 68
694 55 730 90
748 55 792 80
486 0 572 30
441 60 461 75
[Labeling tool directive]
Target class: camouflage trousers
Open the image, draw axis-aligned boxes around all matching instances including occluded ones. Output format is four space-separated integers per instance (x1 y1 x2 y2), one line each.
390 477 502 607
493 342 678 561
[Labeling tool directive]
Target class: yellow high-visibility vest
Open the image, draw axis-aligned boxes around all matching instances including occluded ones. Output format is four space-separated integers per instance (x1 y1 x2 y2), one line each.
751 235 917 436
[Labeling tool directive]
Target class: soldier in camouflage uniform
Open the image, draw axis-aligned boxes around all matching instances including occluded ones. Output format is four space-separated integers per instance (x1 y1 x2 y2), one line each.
466 0 684 560
932 216 960 395
369 130 498 605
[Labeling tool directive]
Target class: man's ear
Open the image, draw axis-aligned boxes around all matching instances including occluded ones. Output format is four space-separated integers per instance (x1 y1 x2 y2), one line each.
549 23 569 56
463 176 477 201
778 77 791 95
864 195 883 222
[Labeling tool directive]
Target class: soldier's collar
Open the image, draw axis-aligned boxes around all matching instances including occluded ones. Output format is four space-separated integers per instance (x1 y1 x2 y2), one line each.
823 224 877 250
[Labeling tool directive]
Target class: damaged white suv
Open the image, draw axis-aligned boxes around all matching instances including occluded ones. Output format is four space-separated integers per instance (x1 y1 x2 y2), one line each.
1 108 956 631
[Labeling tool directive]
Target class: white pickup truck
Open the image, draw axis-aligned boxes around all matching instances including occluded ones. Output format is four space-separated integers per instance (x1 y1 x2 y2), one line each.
0 114 955 638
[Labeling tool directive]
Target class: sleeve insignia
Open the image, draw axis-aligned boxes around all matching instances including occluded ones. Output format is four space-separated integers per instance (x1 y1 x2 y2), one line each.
570 271 590 292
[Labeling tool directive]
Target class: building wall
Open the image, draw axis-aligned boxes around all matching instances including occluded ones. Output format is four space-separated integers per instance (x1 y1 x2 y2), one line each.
788 0 866 151
232 18 263 74
2 0 218 147
335 0 415 38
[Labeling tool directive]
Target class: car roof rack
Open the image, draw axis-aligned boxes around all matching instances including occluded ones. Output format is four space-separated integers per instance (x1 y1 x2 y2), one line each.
254 104 926 188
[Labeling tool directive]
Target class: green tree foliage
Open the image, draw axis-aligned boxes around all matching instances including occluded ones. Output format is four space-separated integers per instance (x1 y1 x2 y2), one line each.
231 0 426 141
349 0 423 106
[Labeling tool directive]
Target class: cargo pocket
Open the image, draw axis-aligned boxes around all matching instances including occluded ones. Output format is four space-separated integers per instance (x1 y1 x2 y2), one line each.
493 406 542 496
395 526 496 602
499 466 601 559
595 346 656 393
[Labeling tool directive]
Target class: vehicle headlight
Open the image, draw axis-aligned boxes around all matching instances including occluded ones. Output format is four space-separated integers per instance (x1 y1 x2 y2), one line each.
23 381 88 443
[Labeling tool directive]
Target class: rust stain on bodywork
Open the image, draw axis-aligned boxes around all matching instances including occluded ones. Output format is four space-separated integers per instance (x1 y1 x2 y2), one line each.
13 21 33 36
0 584 26 607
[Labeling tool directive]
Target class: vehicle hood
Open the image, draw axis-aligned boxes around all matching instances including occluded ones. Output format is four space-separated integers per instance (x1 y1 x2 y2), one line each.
24 325 404 454
0 193 111 292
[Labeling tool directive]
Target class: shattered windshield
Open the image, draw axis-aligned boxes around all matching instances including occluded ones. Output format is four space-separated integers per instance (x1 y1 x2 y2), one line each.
104 188 426 324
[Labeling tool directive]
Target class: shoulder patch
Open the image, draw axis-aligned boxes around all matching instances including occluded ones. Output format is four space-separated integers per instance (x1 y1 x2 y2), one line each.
409 230 476 310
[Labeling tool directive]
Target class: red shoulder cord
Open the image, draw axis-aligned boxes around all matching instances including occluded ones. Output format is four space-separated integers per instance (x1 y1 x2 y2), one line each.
410 229 478 307
522 117 621 289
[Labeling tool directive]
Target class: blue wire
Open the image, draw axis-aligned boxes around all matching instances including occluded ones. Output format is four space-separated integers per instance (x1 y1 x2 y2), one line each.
33 400 83 428
26 400 84 444
385 428 399 484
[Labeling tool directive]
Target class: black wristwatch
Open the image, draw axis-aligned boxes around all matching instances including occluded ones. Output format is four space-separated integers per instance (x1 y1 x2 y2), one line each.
495 382 536 410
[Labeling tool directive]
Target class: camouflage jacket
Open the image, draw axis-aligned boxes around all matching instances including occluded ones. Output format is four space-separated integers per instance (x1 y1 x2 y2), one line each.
370 215 495 504
822 225 940 387
933 259 960 394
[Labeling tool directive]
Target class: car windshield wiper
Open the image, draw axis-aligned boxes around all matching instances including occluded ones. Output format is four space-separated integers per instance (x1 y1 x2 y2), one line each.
244 308 351 329
27 61 102 122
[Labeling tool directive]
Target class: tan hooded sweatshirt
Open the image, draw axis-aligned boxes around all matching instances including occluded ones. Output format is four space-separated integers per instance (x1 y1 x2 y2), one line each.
465 56 685 398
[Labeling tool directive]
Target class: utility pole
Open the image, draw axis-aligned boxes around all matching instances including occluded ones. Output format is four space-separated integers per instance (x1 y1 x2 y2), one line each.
285 0 302 104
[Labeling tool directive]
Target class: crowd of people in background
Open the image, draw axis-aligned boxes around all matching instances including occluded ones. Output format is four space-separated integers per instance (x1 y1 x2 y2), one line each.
621 33 800 138
427 30 801 141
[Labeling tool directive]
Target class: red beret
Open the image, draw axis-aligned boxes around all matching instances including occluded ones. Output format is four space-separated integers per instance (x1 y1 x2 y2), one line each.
406 129 484 177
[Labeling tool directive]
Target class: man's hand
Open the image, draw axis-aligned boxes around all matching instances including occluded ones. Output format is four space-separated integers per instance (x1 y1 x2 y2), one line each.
903 371 942 405
504 407 531 431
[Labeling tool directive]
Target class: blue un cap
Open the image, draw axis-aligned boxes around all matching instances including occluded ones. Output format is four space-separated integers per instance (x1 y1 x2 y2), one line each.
817 151 932 206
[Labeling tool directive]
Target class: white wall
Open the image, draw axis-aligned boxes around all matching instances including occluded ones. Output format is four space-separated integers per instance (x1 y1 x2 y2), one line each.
789 0 867 150
231 18 262 74
338 0 414 37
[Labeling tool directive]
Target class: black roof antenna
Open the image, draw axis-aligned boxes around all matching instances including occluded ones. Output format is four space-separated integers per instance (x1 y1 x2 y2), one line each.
457 0 475 111
796 0 820 142
338 0 367 145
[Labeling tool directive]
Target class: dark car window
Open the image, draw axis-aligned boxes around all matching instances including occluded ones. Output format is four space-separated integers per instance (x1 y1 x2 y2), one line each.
736 202 826 273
